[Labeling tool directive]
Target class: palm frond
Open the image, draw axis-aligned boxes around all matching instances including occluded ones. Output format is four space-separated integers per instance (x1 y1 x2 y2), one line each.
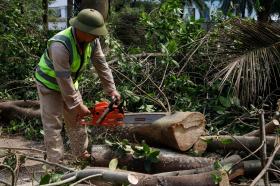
213 20 280 104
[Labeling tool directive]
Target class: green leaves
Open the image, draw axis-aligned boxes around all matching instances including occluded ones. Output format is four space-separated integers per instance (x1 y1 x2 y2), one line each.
106 139 160 173
109 158 119 170
39 173 63 185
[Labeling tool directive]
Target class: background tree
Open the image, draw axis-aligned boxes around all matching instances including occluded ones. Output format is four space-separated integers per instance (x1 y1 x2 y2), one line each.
220 0 278 22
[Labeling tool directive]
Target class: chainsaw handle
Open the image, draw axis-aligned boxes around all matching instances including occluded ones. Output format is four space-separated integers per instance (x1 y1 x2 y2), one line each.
95 97 117 125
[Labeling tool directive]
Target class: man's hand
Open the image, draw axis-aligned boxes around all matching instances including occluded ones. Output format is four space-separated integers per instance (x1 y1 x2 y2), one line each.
74 103 91 121
109 90 121 104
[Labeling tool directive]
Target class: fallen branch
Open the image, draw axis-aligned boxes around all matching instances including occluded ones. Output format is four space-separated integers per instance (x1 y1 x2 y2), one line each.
250 144 280 186
259 110 269 185
0 164 14 186
154 155 242 177
25 156 75 172
61 167 232 186
0 147 45 154
69 174 102 186
91 145 215 173
203 135 278 152
245 119 279 136
0 100 40 122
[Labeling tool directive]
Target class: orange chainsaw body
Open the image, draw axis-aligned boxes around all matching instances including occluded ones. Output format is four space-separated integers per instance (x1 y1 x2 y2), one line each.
88 101 124 127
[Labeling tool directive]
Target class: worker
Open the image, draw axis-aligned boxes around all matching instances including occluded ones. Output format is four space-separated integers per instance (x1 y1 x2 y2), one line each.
34 9 121 163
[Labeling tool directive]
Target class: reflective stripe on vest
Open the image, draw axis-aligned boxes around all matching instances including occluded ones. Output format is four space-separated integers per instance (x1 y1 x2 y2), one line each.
35 27 93 91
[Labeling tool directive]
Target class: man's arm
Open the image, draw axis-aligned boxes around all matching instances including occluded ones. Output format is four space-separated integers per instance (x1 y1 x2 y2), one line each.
49 42 90 115
91 39 121 101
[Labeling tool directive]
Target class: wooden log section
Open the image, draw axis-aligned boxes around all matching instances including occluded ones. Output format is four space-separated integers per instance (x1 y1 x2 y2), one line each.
129 112 206 151
62 167 232 186
91 145 215 173
244 160 280 176
203 135 279 153
245 119 279 136
0 100 40 123
155 155 242 177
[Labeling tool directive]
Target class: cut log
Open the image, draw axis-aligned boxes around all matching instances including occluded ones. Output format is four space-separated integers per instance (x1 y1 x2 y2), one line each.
244 160 280 176
62 167 232 186
203 135 279 153
245 119 279 136
155 155 242 177
0 100 40 123
91 145 215 173
131 170 230 186
129 112 206 151
192 137 208 155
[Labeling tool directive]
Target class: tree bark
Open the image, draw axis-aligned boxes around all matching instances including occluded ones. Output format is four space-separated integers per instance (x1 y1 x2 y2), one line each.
79 0 109 20
62 167 231 186
42 0 48 32
0 100 40 123
67 0 73 27
129 112 206 151
91 145 215 173
244 160 280 176
245 119 279 136
155 155 242 177
203 135 278 153
257 0 274 22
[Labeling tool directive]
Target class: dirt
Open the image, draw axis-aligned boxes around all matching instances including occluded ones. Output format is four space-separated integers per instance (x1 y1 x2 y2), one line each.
0 135 45 186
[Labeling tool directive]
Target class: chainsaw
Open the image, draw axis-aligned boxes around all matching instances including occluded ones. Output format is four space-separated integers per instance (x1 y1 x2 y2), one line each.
80 98 168 127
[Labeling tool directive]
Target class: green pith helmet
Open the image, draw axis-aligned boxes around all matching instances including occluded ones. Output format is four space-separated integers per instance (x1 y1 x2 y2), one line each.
69 9 108 36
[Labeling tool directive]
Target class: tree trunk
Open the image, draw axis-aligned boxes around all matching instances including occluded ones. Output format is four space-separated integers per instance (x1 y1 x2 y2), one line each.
155 155 242 177
129 112 206 151
0 100 40 123
132 170 230 186
67 0 73 27
203 135 278 153
42 0 48 32
257 0 274 22
244 160 280 176
79 0 109 20
91 145 215 173
62 167 231 186
245 119 279 136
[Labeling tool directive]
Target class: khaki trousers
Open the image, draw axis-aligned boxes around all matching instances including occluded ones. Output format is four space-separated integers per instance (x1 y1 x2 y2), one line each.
36 82 88 163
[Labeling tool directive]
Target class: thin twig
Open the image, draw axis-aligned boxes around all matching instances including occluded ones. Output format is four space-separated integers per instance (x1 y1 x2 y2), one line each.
148 76 171 112
0 164 15 186
69 173 102 186
25 156 75 172
0 147 45 154
259 110 269 185
110 66 168 111
41 175 77 186
0 179 11 186
250 144 280 186
229 140 264 173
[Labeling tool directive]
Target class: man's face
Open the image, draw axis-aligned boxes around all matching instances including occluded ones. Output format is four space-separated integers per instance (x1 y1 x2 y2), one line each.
76 29 98 43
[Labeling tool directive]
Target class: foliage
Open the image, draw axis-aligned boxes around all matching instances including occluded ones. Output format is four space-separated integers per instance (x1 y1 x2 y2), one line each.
105 139 160 172
40 173 63 185
212 20 280 105
0 0 276 140
0 0 48 100
211 160 233 184
3 119 43 140
220 0 280 21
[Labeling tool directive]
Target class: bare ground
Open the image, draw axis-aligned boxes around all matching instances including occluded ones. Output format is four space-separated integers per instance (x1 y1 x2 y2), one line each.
0 135 45 186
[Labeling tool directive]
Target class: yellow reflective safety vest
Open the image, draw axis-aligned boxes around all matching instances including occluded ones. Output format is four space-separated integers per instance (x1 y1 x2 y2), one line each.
35 27 93 91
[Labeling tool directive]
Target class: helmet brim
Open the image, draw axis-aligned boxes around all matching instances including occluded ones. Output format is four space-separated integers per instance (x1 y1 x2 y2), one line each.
69 17 108 36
